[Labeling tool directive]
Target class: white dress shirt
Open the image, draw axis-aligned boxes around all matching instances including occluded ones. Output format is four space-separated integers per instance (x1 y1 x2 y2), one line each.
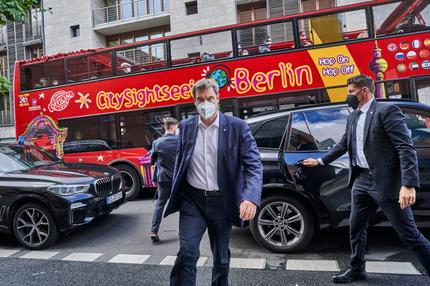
355 99 373 169
186 113 220 191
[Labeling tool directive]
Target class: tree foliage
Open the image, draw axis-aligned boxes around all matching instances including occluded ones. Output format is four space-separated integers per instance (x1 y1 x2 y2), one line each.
0 0 39 25
0 0 40 92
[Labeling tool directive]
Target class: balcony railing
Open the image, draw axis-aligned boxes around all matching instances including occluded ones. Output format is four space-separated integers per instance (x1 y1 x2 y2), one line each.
0 109 13 126
93 0 169 26
24 23 43 42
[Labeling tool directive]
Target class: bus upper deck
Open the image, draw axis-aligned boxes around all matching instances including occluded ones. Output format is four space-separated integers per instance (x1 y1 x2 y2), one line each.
17 0 430 92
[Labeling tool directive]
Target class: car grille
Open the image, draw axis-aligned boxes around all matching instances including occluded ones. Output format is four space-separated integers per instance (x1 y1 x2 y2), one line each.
94 174 122 197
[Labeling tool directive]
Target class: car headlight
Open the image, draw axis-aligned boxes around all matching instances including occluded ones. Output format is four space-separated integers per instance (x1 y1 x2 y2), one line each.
47 184 90 196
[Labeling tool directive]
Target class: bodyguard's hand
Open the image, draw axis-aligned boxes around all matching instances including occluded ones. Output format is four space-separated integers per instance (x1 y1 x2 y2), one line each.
302 158 319 167
399 186 416 209
240 200 257 221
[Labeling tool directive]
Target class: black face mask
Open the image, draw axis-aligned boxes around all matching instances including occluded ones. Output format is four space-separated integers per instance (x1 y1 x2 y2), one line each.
346 94 359 110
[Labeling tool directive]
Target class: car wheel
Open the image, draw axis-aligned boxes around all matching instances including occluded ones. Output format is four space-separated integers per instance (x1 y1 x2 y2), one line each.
250 195 314 253
12 203 59 250
116 164 141 201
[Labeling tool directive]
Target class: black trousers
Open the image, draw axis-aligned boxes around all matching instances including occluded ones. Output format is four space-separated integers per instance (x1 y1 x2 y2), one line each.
349 169 430 275
170 184 233 286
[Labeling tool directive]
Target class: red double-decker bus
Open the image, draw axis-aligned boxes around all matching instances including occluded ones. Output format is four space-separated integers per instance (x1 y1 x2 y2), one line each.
13 0 430 200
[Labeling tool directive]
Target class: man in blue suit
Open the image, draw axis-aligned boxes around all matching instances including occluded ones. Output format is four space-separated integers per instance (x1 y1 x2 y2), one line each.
304 74 430 283
149 117 179 242
164 78 263 286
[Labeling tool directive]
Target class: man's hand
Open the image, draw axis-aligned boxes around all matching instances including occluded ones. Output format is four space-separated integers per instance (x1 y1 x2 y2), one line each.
240 200 257 221
399 186 416 209
302 158 319 167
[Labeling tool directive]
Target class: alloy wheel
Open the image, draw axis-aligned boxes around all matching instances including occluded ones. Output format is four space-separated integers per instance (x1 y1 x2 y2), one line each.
16 208 50 247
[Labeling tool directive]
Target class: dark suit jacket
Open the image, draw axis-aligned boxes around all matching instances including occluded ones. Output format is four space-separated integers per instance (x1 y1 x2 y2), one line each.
150 133 179 183
164 112 263 226
321 101 419 200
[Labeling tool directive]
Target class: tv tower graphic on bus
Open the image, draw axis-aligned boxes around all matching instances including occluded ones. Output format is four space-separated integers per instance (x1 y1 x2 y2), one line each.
369 40 388 98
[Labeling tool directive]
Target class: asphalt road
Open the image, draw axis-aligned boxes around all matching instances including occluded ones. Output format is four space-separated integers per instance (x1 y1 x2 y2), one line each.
1 195 429 285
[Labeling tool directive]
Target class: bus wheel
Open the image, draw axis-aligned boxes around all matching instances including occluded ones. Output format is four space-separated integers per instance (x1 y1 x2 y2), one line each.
116 164 141 201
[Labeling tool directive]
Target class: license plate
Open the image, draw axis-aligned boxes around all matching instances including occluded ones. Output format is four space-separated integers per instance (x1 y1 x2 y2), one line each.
106 192 122 205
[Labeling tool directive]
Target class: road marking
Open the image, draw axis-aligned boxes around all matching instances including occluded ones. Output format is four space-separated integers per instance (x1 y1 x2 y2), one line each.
20 251 60 260
108 254 150 264
0 249 20 258
366 261 421 275
230 258 266 269
62 252 103 262
286 259 340 272
160 256 208 267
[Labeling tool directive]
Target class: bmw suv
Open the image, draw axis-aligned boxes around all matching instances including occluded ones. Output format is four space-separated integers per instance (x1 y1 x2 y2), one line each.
247 100 430 253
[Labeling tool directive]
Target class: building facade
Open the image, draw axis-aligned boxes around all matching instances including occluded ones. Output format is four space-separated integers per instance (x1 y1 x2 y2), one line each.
0 0 365 141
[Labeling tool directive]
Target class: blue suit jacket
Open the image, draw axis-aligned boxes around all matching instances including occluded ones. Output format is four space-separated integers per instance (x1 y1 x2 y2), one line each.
150 134 179 183
164 113 263 226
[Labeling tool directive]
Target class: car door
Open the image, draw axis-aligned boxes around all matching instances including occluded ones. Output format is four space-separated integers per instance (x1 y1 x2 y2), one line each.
283 107 352 227
400 106 430 224
250 116 290 187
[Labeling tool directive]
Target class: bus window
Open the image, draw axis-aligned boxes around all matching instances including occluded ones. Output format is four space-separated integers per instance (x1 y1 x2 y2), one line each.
416 77 430 106
119 108 174 150
170 30 232 66
66 51 114 83
20 59 65 90
298 9 368 46
236 21 294 55
373 1 430 36
384 79 412 100
402 108 430 147
116 42 167 73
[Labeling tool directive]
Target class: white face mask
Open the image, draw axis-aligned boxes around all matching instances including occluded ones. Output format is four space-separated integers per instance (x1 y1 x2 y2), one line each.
175 128 180 136
196 101 217 120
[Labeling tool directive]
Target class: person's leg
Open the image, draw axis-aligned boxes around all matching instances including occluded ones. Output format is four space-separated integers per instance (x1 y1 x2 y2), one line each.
170 192 207 286
206 196 233 286
150 182 172 235
349 189 378 272
378 199 430 275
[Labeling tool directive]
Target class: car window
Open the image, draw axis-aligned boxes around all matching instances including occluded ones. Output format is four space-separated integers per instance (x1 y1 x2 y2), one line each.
402 108 430 147
252 117 289 149
287 113 318 152
304 108 350 151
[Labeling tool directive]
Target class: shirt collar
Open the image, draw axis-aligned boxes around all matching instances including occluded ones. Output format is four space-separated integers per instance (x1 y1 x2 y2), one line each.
198 112 220 128
359 99 374 114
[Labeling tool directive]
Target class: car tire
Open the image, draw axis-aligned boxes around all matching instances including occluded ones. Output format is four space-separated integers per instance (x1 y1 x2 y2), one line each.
12 203 59 250
250 195 314 253
116 164 141 201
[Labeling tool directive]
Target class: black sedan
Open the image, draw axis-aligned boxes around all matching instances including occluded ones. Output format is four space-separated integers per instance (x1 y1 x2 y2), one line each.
247 100 430 253
0 143 126 249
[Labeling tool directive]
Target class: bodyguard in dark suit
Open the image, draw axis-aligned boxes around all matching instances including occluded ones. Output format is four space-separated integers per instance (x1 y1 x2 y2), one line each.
304 74 430 283
149 117 179 242
164 78 263 286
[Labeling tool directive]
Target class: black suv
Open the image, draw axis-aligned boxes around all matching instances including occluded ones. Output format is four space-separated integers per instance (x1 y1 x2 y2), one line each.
247 100 430 253
0 143 126 249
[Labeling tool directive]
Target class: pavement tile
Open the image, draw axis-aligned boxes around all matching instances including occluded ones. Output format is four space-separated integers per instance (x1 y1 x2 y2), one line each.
230 258 266 269
366 261 421 275
62 252 103 262
108 254 150 264
160 255 208 267
20 251 60 260
286 259 340 272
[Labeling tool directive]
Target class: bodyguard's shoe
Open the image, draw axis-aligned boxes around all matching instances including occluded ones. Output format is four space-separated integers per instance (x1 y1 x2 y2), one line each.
332 269 367 284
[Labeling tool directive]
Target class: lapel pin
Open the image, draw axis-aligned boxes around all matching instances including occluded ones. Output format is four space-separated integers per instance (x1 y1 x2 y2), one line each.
223 129 226 132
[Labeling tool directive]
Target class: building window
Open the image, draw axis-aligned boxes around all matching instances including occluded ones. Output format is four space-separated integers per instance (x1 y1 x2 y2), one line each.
70 25 80 37
106 26 170 47
185 1 198 15
26 45 43 59
0 53 7 78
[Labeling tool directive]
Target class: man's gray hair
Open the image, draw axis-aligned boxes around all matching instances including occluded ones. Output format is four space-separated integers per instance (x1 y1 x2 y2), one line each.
192 78 219 98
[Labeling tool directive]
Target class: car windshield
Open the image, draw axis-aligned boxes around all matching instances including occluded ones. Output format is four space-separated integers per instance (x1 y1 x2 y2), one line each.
0 145 61 172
